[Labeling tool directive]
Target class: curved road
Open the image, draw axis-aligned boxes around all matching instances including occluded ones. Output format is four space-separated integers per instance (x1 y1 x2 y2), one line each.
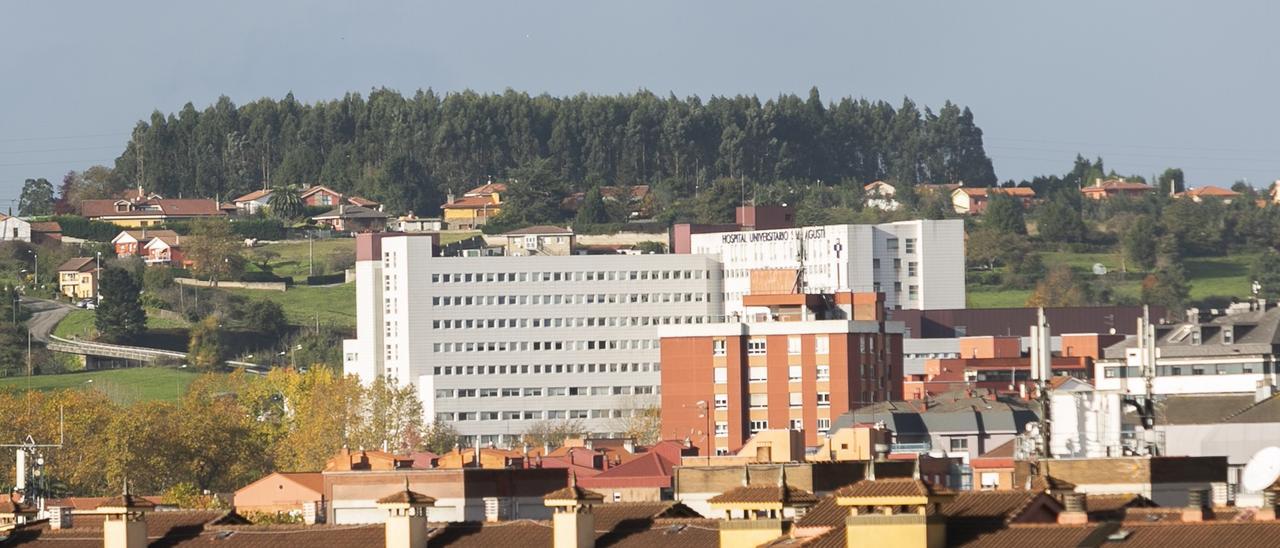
21 297 75 343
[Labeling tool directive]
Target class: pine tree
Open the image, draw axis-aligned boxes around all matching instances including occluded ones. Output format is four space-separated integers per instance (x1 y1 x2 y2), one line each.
983 193 1027 235
95 267 146 344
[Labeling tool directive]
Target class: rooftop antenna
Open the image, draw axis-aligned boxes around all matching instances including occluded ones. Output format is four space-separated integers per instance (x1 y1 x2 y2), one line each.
1029 308 1051 458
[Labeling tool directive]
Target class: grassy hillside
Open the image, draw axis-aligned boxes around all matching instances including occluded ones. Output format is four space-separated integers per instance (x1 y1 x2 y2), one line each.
0 367 202 403
225 284 356 328
967 252 1257 308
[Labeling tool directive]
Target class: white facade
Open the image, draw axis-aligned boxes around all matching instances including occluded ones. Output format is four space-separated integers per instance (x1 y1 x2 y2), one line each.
689 220 965 314
0 216 31 242
1095 348 1279 395
344 234 723 446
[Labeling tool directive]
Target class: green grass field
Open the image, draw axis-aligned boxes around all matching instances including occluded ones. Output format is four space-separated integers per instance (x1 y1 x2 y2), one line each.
225 284 356 328
0 367 201 403
53 308 191 340
968 252 1258 308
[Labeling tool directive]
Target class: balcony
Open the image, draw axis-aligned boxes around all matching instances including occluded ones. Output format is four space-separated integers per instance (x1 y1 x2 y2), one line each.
890 441 932 453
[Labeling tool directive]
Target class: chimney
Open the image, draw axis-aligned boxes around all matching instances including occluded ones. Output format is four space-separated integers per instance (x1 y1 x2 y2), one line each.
98 482 153 548
1095 177 1102 187
1057 492 1088 524
1182 488 1211 522
1259 490 1278 521
545 472 602 548
378 478 435 548
473 445 481 468
447 192 456 205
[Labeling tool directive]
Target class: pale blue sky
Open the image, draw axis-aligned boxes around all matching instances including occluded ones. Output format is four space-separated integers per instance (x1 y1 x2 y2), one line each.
3 0 1279 205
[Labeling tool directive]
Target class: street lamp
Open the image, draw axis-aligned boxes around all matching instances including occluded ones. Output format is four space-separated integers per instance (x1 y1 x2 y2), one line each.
94 252 101 303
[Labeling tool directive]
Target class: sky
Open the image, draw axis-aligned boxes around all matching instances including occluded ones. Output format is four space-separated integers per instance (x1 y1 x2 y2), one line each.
3 0 1280 206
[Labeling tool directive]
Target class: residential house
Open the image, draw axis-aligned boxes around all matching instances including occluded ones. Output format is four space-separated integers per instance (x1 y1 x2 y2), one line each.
970 439 1018 490
500 225 575 256
863 180 901 211
901 334 1111 400
231 188 273 214
389 213 445 232
300 185 381 210
141 232 188 266
29 221 61 244
1095 301 1280 396
233 472 324 514
0 215 31 242
561 185 654 219
836 393 1041 463
312 205 389 233
234 186 381 215
1081 178 1154 200
1176 185 1242 203
950 186 1036 214
442 182 505 229
576 440 688 502
79 187 225 227
55 257 98 299
111 229 180 258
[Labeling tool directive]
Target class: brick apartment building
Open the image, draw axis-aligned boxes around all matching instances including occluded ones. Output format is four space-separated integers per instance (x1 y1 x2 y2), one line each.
659 286 903 455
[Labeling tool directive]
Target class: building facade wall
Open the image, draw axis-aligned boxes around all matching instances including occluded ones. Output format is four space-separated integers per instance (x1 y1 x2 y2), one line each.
689 220 964 314
659 320 903 454
345 234 723 446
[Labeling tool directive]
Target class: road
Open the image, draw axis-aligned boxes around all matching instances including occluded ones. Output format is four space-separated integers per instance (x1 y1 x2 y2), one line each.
21 297 75 343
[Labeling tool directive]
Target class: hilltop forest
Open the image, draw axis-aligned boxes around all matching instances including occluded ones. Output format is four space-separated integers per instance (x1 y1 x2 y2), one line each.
101 88 997 218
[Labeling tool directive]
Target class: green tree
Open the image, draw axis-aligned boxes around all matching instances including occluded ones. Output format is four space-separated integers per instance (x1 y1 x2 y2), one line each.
1036 194 1086 243
95 267 146 344
1026 265 1092 307
420 421 462 454
1250 249 1280 300
983 192 1026 235
488 159 569 231
1122 216 1160 271
1141 264 1191 310
18 178 55 216
187 316 225 371
574 187 611 226
186 219 244 284
238 300 289 340
267 185 305 220
1157 168 1185 195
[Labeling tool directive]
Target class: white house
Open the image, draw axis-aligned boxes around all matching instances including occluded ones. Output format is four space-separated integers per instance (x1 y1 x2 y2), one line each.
0 215 31 243
863 181 901 211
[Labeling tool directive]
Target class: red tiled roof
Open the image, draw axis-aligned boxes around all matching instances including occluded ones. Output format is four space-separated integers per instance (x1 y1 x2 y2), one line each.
29 221 60 233
1082 180 1153 193
956 187 1036 198
233 189 273 203
465 182 507 196
55 257 96 273
833 477 954 499
589 501 702 531
1181 185 1241 197
443 195 499 209
347 196 381 207
707 483 818 506
81 198 224 218
579 451 675 489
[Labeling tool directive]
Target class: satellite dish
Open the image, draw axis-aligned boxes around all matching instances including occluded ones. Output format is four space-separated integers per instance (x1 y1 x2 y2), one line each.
1092 263 1108 276
1242 447 1280 492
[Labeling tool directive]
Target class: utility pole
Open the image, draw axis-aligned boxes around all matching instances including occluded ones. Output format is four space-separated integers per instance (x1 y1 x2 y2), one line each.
308 230 314 277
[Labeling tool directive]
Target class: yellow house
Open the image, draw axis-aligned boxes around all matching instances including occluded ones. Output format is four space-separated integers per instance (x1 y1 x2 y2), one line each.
56 257 98 300
442 182 505 229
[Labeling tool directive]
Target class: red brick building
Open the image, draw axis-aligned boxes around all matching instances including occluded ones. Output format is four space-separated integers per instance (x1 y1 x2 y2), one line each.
902 334 1119 400
659 291 903 455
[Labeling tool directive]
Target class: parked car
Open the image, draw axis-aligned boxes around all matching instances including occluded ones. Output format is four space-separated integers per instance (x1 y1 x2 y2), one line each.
76 299 96 310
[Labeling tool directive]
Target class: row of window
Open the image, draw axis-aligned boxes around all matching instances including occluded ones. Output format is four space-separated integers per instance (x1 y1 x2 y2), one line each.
431 315 712 330
1103 362 1268 378
722 418 833 436
431 292 711 307
435 385 657 398
715 365 833 384
432 338 659 353
712 335 881 357
438 407 647 422
736 392 831 408
432 362 659 376
870 282 919 300
431 269 709 284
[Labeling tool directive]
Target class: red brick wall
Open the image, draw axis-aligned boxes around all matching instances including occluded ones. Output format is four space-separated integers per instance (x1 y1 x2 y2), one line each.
659 337 714 455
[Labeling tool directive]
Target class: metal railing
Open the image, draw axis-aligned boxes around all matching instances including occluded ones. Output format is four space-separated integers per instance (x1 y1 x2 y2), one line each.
890 441 932 453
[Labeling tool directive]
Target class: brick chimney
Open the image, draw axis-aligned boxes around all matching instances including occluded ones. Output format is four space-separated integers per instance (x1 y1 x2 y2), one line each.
1057 492 1088 525
377 478 435 548
1182 488 1212 522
